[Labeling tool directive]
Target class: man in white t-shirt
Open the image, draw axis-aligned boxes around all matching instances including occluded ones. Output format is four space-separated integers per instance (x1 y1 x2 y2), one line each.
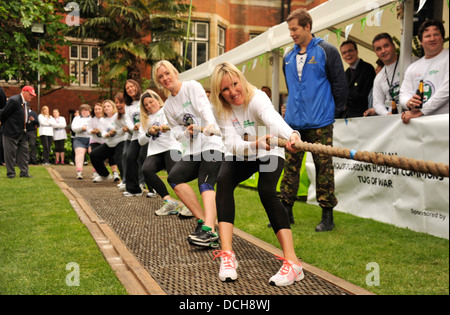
400 20 449 124
371 33 401 116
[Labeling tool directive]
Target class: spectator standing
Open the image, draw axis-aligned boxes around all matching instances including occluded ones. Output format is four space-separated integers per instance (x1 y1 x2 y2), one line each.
0 86 36 178
38 106 55 166
52 109 67 165
0 86 7 165
370 33 403 116
283 9 348 232
340 40 376 118
26 105 39 165
400 20 449 124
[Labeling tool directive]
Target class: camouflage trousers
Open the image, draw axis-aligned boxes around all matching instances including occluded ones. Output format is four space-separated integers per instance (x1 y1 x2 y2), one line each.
280 124 338 209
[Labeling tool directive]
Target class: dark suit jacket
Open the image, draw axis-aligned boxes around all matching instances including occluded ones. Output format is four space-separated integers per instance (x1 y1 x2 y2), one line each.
1 94 28 139
0 86 6 110
345 59 376 118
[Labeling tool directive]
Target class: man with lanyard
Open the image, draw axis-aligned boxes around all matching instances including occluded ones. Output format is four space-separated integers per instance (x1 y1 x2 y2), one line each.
371 33 401 116
0 86 36 178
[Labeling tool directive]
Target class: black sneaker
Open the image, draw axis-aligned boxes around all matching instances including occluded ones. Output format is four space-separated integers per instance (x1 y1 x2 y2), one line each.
188 219 205 239
189 226 219 248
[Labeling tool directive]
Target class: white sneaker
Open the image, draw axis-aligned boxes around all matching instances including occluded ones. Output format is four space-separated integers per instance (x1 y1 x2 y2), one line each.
92 171 98 179
178 205 194 217
269 256 304 286
117 182 126 191
146 189 157 198
213 250 238 282
155 200 179 216
93 174 113 182
113 172 121 182
76 171 83 180
122 191 143 197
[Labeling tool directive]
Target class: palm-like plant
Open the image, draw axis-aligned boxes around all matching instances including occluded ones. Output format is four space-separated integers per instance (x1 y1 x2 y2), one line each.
67 0 188 86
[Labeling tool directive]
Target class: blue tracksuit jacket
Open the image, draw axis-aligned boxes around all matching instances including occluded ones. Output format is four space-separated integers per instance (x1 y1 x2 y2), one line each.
283 37 348 130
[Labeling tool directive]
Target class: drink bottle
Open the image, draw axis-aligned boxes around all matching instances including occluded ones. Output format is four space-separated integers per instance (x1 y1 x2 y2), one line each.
415 80 424 109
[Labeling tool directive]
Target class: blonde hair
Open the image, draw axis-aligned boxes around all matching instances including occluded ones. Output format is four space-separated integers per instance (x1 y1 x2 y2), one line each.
210 62 256 120
102 99 118 116
140 89 165 128
41 105 50 117
152 60 180 97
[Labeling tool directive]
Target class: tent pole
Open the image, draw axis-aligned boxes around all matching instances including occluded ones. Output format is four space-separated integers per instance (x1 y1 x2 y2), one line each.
271 50 281 112
399 0 414 84
183 0 194 71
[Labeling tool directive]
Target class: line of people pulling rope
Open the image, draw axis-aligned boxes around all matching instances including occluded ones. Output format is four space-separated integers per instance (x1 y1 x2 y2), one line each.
76 60 305 287
71 10 449 289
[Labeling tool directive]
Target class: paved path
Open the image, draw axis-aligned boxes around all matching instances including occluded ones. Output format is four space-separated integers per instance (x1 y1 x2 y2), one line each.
48 165 373 295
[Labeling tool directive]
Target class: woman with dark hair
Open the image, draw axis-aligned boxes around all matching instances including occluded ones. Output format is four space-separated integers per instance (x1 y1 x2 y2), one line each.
122 79 149 197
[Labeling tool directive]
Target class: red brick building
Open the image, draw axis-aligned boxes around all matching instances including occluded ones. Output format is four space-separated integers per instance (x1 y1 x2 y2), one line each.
2 0 327 122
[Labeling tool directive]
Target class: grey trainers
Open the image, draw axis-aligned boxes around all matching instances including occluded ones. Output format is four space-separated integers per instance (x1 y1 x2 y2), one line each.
178 205 194 217
155 200 179 216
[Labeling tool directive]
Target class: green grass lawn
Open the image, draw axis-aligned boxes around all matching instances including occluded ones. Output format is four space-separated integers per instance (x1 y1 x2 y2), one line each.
1 166 448 295
0 166 127 295
232 190 449 295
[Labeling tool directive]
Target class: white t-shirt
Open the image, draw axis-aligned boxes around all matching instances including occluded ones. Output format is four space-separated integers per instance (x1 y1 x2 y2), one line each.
400 48 449 115
138 107 182 156
101 113 128 148
164 80 224 156
216 89 294 160
52 116 67 141
125 100 141 141
38 114 55 137
71 115 91 138
88 116 105 144
373 61 401 116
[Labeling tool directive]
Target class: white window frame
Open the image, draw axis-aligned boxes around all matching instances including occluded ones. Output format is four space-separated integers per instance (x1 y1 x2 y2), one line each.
218 26 226 56
69 43 99 87
182 21 210 70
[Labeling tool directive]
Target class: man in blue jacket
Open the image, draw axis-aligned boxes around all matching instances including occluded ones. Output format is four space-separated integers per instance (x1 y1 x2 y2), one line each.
281 8 348 232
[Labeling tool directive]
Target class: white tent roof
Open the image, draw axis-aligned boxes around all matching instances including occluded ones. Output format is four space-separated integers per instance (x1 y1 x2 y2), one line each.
179 0 395 82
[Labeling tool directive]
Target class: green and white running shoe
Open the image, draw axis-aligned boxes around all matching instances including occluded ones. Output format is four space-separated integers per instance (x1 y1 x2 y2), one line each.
189 225 219 248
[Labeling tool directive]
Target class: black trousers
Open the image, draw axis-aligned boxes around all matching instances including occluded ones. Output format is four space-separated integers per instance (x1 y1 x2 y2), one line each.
142 150 181 198
216 155 290 234
125 140 147 194
90 141 125 179
40 135 53 164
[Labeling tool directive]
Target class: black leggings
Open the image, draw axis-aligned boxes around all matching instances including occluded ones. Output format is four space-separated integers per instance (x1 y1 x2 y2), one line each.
168 150 223 193
216 155 290 234
142 150 181 198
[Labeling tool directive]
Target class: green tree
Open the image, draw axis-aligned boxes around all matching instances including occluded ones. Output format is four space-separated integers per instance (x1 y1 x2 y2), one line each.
0 0 70 90
67 0 189 89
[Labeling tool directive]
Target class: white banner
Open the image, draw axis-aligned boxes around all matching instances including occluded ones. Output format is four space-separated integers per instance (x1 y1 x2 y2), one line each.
306 114 449 239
